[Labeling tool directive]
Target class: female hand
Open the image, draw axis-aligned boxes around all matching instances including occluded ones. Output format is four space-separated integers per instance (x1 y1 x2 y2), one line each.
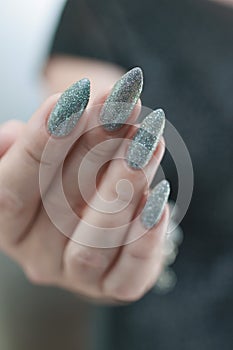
0 68 170 302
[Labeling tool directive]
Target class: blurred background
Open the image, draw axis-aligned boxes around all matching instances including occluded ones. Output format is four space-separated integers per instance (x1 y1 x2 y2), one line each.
1 1 232 349
0 0 65 122
0 1 98 349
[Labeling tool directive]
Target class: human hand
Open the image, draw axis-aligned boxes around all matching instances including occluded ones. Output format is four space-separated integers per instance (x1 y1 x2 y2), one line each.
0 68 170 302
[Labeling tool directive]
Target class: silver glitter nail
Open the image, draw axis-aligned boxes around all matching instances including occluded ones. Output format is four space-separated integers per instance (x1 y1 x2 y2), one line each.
99 67 143 131
126 109 165 169
47 78 90 137
141 180 170 229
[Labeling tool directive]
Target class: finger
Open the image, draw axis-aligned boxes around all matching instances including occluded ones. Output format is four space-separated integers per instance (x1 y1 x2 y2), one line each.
60 68 142 211
8 70 142 287
0 79 90 250
0 120 25 157
88 109 166 228
17 205 67 285
61 114 165 296
0 95 58 250
63 131 164 251
102 205 170 302
40 69 142 242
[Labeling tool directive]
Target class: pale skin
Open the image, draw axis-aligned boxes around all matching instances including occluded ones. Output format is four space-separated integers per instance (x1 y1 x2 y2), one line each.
0 59 169 302
0 0 228 302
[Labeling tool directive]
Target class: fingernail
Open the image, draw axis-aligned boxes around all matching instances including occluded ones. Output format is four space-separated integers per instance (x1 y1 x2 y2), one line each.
141 180 170 229
47 78 90 137
100 67 143 131
126 109 165 169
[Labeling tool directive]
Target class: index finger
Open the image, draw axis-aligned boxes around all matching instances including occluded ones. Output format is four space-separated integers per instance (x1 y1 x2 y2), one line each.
0 80 90 249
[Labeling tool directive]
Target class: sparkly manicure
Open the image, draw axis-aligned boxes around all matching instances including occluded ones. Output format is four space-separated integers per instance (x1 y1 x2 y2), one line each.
141 180 170 229
100 67 143 131
47 78 90 137
126 109 165 169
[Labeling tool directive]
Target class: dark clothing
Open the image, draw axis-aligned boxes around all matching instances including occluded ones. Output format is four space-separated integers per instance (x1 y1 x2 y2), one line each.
51 0 233 349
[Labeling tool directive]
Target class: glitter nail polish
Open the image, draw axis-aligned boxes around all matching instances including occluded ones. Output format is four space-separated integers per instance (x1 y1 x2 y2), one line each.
100 67 143 131
47 78 90 137
126 109 165 169
141 180 170 229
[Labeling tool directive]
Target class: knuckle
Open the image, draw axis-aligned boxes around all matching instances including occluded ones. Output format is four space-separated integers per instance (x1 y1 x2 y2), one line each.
23 260 55 286
68 252 88 271
24 144 41 166
127 249 149 261
22 126 52 168
66 248 97 272
103 280 145 303
23 143 51 167
66 248 87 273
0 188 24 217
24 266 48 285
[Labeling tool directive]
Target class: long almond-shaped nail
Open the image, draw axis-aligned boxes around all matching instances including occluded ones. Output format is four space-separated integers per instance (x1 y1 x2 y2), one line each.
126 109 165 169
100 67 143 131
47 78 90 137
141 180 170 229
